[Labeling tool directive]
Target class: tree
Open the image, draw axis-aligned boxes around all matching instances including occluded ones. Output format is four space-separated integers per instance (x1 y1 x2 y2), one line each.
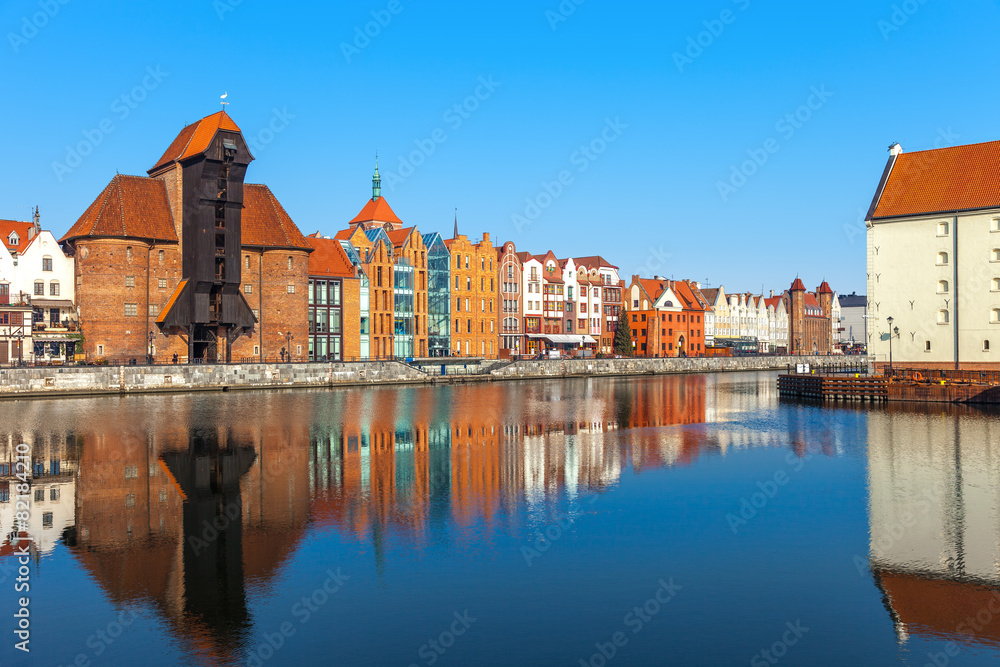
613 309 634 356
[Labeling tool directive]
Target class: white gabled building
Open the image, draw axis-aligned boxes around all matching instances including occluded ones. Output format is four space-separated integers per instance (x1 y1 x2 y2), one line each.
866 141 1000 368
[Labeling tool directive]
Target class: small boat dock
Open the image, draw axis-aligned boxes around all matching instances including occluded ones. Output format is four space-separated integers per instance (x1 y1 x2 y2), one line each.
778 367 1000 404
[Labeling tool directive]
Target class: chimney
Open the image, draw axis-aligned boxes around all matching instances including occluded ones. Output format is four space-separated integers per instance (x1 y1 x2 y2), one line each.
770 290 774 298
482 232 490 243
888 143 903 156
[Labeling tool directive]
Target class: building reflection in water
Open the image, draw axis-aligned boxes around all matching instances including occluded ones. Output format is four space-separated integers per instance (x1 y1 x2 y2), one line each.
867 404 1000 648
0 373 833 665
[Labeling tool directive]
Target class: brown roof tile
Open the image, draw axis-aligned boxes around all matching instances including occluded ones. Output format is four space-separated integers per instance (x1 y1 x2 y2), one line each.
307 236 355 278
242 184 312 250
871 140 1000 218
0 220 36 253
349 197 403 225
61 175 178 243
149 111 243 173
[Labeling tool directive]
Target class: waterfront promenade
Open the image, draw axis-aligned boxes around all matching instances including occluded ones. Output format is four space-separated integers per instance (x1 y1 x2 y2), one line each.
0 355 860 399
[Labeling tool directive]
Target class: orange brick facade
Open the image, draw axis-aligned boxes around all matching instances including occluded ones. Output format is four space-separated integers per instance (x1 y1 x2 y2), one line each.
447 233 498 357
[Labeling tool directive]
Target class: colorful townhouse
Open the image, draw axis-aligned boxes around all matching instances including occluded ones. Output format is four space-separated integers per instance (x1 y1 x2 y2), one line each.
573 256 622 355
626 277 708 357
446 226 497 357
498 241 522 356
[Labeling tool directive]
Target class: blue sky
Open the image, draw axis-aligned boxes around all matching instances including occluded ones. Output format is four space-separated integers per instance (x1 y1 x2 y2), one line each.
2 0 998 295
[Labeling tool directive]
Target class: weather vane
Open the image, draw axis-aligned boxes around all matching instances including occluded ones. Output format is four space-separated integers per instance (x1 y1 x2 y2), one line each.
220 92 229 109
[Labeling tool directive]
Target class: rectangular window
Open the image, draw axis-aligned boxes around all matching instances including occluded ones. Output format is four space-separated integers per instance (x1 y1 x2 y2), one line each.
158 278 167 289
124 303 138 317
149 304 159 316
126 276 135 288
287 284 295 294
34 282 44 296
42 257 53 271
245 284 253 294
50 282 59 296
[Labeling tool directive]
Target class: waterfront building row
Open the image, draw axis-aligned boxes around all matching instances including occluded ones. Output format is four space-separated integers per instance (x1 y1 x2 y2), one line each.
2 109 840 363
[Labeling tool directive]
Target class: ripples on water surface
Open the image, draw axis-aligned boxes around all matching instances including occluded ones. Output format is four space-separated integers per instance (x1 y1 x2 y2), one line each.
3 372 1000 666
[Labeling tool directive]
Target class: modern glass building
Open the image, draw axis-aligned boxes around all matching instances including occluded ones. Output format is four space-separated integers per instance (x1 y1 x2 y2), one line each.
423 232 451 357
308 277 343 361
393 259 415 358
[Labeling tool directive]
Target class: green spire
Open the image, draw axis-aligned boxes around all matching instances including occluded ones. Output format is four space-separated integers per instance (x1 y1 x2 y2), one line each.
372 153 381 201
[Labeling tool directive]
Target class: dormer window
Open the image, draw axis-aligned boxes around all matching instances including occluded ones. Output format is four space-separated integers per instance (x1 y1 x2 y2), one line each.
8 233 18 246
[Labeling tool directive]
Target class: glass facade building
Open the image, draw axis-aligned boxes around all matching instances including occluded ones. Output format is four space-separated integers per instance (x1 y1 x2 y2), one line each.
393 259 415 358
308 278 343 361
423 233 452 357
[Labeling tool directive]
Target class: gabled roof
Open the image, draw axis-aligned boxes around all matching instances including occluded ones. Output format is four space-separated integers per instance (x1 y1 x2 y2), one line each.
0 220 35 253
61 174 178 243
790 278 807 291
637 278 667 302
571 255 619 270
673 281 709 311
149 111 244 173
307 236 355 278
817 281 833 294
387 227 414 248
350 197 403 225
241 184 312 250
869 140 1000 219
699 288 721 304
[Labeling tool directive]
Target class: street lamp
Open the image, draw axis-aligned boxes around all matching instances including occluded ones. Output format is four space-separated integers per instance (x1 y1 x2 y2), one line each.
278 331 293 362
148 330 155 365
886 316 900 375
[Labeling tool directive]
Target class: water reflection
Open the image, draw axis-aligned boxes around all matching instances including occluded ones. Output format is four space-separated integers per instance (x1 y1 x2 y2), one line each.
867 403 1000 648
6 373 997 664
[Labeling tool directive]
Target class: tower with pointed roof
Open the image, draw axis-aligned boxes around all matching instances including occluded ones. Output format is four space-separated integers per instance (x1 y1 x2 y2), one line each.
62 110 312 364
372 157 382 201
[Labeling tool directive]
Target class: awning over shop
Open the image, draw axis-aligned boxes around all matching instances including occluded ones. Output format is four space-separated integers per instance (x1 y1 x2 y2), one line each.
527 334 597 345
30 299 75 309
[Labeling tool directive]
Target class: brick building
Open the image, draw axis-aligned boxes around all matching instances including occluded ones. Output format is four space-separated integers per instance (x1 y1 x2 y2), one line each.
626 277 708 357
446 227 497 357
787 278 834 355
60 111 311 363
337 163 428 358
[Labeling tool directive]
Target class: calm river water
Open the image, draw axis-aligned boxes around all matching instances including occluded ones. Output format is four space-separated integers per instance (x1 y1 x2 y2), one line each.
3 372 1000 666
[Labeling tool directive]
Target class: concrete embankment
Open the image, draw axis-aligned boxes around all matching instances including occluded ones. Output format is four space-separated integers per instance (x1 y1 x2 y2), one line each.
0 356 861 400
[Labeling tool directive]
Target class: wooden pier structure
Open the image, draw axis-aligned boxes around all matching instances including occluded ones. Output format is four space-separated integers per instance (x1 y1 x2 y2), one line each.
778 367 1000 405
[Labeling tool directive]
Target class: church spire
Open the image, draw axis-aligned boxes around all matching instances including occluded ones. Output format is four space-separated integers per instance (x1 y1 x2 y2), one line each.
454 208 459 238
372 154 381 201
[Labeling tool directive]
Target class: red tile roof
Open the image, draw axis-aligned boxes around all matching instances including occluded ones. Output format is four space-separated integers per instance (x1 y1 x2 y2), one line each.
817 281 833 294
307 236 355 277
0 220 36 253
242 184 312 250
790 278 806 291
387 227 414 248
349 197 403 225
871 140 1000 219
61 175 178 243
149 111 243 173
637 279 667 301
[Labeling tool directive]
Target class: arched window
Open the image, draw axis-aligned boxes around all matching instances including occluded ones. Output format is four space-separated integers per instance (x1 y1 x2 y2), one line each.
985 340 991 352
245 255 250 269
126 246 132 261
49 281 59 296
937 280 949 294
938 221 949 236
158 249 164 263
993 249 1000 262
42 255 53 271
992 309 1000 324
938 310 950 325
33 281 44 296
993 278 1000 292
288 256 293 271
937 252 949 265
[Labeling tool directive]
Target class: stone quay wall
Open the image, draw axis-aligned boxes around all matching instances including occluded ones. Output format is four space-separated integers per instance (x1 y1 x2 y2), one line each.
0 356 863 399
